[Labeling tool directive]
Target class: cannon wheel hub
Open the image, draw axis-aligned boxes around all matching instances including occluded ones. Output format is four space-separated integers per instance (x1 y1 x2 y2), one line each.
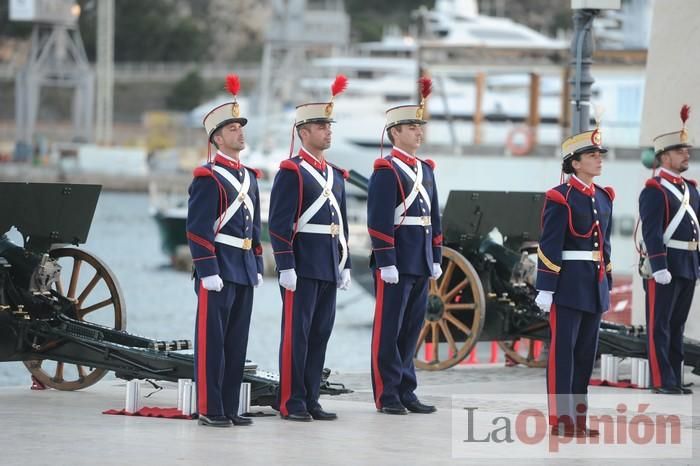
426 294 445 322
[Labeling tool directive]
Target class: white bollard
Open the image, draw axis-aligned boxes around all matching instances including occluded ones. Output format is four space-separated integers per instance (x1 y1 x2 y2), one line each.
182 381 192 416
125 380 141 413
609 356 621 383
238 382 251 416
189 382 197 416
638 359 649 388
631 358 640 386
600 354 610 382
177 378 190 412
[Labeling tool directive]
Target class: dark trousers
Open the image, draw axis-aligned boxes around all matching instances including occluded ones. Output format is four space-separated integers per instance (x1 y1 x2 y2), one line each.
371 271 428 409
194 280 254 417
547 304 601 428
277 277 337 416
644 277 695 389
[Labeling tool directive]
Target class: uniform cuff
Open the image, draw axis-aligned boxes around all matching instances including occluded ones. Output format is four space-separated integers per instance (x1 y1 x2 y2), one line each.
374 248 397 268
432 246 442 264
274 251 296 271
194 256 220 278
535 269 558 292
649 253 668 273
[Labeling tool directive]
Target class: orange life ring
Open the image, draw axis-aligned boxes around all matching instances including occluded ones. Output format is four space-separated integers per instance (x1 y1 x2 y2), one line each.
505 126 535 156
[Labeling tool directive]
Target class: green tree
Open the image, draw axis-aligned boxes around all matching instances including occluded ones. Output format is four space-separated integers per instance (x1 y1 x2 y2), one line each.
77 0 211 62
166 70 205 110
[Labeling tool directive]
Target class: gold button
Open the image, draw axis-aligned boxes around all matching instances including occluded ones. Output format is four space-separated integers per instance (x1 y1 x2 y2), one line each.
596 220 600 225
594 231 598 236
592 198 595 203
593 209 598 214
594 242 599 247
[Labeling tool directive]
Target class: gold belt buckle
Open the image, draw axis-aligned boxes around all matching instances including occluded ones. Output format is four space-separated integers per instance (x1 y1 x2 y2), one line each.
689 241 698 250
242 238 252 250
592 250 601 261
330 223 339 237
421 216 430 226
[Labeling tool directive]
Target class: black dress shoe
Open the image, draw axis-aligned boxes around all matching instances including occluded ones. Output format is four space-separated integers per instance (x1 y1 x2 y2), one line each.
403 400 437 414
281 412 313 422
378 404 407 415
227 414 253 426
309 408 338 420
678 386 693 394
652 386 683 395
198 414 232 427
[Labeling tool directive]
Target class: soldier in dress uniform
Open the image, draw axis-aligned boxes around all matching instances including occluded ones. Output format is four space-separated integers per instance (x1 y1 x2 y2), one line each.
268 75 352 422
186 75 264 427
367 78 443 415
535 126 614 437
639 105 697 395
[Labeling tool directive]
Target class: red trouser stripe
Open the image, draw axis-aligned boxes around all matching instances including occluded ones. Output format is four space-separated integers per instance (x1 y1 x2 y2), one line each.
647 279 662 387
280 289 294 416
196 283 209 414
547 303 558 426
371 270 385 408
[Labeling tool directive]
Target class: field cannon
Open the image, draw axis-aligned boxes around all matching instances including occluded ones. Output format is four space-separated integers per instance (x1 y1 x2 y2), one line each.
0 182 349 407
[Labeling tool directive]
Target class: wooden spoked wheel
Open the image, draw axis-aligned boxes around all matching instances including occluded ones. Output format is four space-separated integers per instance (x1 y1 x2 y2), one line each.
24 248 126 390
415 247 486 370
498 338 547 368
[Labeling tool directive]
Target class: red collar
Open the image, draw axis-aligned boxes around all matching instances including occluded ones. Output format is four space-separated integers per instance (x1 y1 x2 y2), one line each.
390 148 417 167
214 152 240 170
658 168 684 185
299 147 326 171
568 176 595 197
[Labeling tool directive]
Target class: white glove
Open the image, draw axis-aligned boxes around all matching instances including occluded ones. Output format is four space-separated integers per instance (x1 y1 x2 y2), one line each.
535 290 553 313
653 269 672 285
431 263 443 280
201 274 224 292
279 269 297 292
379 266 399 284
338 269 352 290
255 273 263 288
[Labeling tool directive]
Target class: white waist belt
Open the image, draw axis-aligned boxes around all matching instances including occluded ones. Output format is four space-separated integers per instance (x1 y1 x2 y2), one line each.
395 216 431 226
296 222 341 236
667 239 699 251
561 250 601 261
215 233 252 250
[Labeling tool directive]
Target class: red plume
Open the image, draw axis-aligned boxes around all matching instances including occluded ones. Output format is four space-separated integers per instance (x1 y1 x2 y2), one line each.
225 74 240 97
419 77 432 100
681 104 691 124
331 74 348 97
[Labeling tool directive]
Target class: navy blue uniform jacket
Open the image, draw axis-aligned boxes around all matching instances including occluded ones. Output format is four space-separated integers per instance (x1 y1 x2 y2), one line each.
186 154 264 286
366 149 443 276
268 149 352 282
536 177 614 313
